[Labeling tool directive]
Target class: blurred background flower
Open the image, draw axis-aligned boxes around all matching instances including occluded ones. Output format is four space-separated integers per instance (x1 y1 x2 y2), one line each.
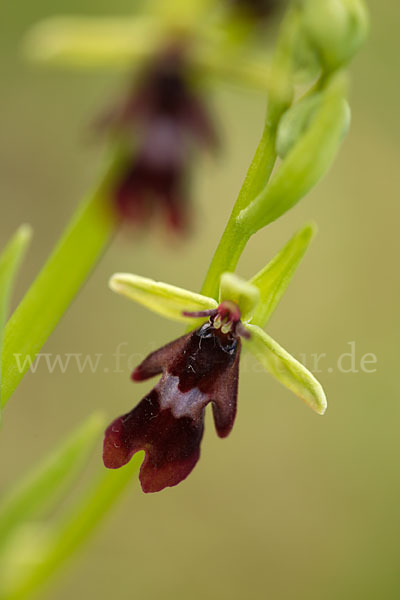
1 1 399 600
100 43 218 233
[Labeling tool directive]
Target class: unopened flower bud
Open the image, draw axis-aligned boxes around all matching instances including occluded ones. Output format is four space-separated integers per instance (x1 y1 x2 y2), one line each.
302 0 369 70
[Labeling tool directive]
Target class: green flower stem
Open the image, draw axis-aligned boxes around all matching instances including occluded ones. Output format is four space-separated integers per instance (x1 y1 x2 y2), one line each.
2 455 142 600
1 156 120 407
200 8 299 299
199 104 282 301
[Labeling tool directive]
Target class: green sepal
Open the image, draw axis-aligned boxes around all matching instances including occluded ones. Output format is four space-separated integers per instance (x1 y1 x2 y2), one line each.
24 16 162 69
245 324 327 415
219 272 260 321
109 273 217 323
250 224 315 328
23 14 272 93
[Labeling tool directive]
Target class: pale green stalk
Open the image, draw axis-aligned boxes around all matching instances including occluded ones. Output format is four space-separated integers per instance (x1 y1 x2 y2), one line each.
1 156 120 407
0 226 32 414
1 456 141 600
0 413 105 552
200 8 299 298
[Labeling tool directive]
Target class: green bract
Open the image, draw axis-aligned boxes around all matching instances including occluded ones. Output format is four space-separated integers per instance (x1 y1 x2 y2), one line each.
109 225 326 415
238 73 351 234
276 93 323 159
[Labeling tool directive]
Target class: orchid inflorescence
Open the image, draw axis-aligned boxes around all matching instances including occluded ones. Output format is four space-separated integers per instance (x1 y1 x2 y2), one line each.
0 0 368 597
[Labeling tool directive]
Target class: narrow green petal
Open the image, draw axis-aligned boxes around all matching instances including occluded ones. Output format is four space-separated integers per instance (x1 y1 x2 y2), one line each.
245 324 327 415
250 224 315 327
110 273 217 323
24 16 162 69
0 412 105 554
219 272 260 321
0 225 32 413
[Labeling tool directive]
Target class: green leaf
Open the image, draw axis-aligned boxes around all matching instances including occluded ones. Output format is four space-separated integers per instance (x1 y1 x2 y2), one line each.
219 272 260 321
0 412 105 553
238 73 351 234
1 455 142 600
110 273 217 323
249 224 315 327
245 324 327 415
1 156 119 408
0 225 32 413
24 16 162 69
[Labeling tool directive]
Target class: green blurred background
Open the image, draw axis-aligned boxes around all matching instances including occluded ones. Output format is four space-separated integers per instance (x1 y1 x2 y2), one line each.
1 1 399 599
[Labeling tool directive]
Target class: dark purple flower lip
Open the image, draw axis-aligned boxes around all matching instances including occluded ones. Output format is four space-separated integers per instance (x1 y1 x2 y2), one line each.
103 302 245 493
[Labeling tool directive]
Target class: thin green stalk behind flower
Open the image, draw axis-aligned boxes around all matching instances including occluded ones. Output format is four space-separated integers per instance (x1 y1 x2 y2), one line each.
0 455 141 600
0 156 120 408
200 7 299 299
0 412 105 554
0 226 32 416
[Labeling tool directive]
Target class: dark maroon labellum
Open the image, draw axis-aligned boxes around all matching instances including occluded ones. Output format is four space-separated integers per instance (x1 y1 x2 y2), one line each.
103 323 241 493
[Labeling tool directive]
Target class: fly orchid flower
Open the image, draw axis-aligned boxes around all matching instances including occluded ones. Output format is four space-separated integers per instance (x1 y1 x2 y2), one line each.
101 44 218 232
103 225 327 492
